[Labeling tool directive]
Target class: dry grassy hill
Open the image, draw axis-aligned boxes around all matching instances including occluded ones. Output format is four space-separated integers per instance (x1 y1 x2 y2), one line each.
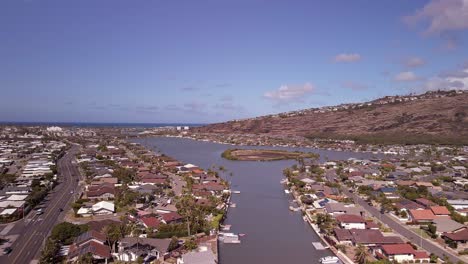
196 91 468 145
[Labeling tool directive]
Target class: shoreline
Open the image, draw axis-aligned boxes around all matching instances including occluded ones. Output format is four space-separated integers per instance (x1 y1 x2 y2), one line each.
285 180 349 264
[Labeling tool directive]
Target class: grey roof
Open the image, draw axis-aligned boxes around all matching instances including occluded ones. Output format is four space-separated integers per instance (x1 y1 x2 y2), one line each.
181 249 216 264
120 237 171 254
325 203 365 216
433 218 466 233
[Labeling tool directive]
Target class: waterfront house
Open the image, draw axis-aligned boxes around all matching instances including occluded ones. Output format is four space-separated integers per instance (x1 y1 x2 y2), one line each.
335 214 366 229
177 245 217 264
334 228 403 246
116 237 171 262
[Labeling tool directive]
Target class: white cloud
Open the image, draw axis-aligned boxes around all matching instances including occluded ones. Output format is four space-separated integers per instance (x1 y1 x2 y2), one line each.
394 71 419 82
416 65 468 92
404 57 426 68
333 53 361 63
263 83 315 102
404 0 468 34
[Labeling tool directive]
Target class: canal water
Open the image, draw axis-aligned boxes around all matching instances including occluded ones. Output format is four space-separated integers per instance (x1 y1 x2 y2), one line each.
135 137 377 264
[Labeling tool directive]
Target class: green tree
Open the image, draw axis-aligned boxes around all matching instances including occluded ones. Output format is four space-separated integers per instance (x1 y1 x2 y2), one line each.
316 213 335 235
76 252 94 264
184 237 198 250
103 223 122 253
354 244 370 264
50 222 88 245
39 239 61 264
168 236 179 251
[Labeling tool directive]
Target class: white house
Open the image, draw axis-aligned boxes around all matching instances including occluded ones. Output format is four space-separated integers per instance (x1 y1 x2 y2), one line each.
92 201 115 215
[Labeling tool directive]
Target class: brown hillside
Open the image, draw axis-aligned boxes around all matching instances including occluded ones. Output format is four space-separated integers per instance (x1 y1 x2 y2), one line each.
196 92 468 145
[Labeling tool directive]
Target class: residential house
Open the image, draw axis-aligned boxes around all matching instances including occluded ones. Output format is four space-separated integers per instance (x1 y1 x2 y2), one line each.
430 206 451 217
177 246 216 264
335 214 366 230
87 183 115 200
432 218 466 235
415 198 436 208
140 216 161 229
92 201 115 215
160 212 183 224
324 203 365 217
116 237 171 262
408 209 435 223
68 231 111 262
442 228 468 248
376 244 429 263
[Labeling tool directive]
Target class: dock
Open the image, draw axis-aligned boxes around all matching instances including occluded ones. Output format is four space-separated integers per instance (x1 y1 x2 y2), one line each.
312 242 329 250
218 232 241 244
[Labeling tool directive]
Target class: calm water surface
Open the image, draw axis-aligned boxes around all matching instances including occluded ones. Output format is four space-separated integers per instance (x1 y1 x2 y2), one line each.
134 137 378 264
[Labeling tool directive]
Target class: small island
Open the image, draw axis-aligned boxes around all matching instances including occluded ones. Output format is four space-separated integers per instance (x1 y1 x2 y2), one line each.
221 148 319 161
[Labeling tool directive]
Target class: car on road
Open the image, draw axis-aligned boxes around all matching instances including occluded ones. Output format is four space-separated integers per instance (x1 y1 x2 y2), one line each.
70 190 74 194
59 208 64 212
36 211 44 215
3 247 12 255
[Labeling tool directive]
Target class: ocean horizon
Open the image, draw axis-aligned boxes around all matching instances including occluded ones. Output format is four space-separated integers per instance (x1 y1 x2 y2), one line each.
0 121 206 128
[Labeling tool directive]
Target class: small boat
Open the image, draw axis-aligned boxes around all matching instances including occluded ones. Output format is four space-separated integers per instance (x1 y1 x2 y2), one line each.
238 233 246 237
319 256 340 264
230 203 237 208
284 190 290 194
221 225 231 231
232 190 241 194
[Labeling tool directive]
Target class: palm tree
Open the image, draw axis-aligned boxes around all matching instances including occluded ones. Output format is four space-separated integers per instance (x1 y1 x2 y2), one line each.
354 244 370 264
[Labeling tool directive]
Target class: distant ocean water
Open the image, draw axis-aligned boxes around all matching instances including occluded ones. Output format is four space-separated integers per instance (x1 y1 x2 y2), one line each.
0 122 206 128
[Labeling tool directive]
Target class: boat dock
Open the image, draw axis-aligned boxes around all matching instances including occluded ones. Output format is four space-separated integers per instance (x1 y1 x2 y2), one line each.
312 242 329 250
218 232 241 244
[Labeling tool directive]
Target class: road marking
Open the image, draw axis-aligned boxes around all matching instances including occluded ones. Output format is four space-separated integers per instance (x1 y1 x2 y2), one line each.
11 149 78 264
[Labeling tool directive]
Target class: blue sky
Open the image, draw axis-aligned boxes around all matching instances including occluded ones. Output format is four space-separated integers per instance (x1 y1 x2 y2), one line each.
1 0 467 123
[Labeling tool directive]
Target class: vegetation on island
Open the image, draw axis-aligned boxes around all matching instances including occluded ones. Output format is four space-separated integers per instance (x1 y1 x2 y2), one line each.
221 148 319 161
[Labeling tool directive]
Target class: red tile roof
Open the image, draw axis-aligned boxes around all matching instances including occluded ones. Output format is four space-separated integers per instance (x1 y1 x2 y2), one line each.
409 209 435 221
161 212 183 224
381 244 416 255
415 198 436 207
430 206 450 215
69 241 111 259
443 228 468 241
414 251 429 259
336 214 366 223
141 216 161 228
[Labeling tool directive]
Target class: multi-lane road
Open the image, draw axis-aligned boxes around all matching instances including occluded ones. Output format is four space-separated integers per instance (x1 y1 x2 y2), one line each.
0 145 81 264
342 188 465 264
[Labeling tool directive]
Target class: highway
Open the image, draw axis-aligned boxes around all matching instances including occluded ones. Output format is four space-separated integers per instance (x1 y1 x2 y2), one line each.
342 188 465 264
0 145 81 264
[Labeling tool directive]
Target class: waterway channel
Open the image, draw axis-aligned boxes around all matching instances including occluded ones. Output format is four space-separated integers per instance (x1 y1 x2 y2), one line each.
134 137 378 264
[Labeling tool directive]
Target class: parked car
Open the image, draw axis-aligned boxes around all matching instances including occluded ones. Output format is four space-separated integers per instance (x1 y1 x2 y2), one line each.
3 247 12 255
